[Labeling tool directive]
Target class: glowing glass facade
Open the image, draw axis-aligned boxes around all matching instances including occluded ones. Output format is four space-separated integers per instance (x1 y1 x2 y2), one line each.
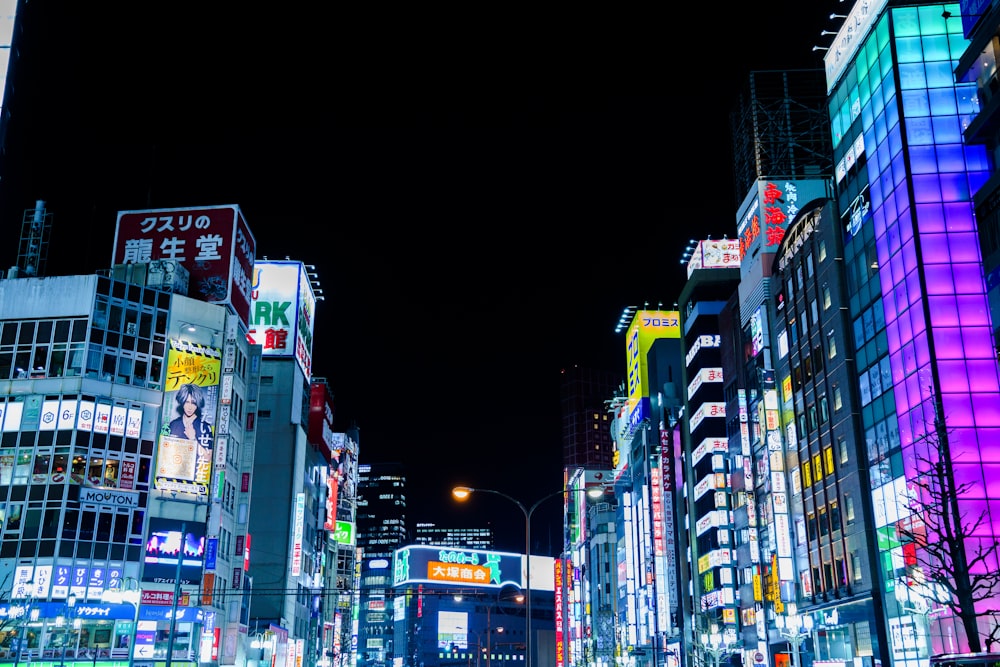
829 3 1000 661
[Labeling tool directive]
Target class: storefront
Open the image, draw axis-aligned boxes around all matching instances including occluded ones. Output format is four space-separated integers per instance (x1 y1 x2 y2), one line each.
0 600 203 666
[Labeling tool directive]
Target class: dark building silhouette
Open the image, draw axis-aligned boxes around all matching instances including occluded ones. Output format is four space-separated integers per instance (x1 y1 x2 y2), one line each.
559 365 621 471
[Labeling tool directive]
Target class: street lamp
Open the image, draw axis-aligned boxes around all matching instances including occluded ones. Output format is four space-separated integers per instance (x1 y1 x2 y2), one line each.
775 604 813 667
113 577 143 667
700 624 734 667
12 584 37 667
251 631 273 667
57 594 78 667
452 485 604 667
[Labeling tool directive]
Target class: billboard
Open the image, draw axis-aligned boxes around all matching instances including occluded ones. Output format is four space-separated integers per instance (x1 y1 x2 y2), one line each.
154 340 221 498
142 518 207 585
112 205 256 327
686 239 741 278
736 178 830 269
249 261 316 380
625 310 680 434
392 546 524 589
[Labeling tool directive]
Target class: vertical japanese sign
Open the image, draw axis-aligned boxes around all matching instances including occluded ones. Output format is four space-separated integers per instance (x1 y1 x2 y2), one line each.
554 558 565 667
291 493 305 576
154 340 222 498
112 205 256 327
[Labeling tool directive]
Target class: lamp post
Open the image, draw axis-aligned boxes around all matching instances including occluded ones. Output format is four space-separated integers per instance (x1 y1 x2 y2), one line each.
117 577 142 667
775 604 813 667
699 624 732 667
57 594 78 667
12 582 36 667
165 521 187 667
251 631 272 667
452 485 605 667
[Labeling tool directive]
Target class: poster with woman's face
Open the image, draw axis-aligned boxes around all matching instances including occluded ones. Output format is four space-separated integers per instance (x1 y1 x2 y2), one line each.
153 340 221 498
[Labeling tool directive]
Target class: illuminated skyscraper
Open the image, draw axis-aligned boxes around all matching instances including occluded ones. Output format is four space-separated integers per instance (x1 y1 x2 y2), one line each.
356 462 408 666
814 0 1000 661
560 365 621 471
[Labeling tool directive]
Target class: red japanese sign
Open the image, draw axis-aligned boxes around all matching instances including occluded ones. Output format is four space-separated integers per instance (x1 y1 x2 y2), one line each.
112 205 256 327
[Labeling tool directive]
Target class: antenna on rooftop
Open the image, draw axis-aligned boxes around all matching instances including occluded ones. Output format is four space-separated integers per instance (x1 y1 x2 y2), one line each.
9 200 52 279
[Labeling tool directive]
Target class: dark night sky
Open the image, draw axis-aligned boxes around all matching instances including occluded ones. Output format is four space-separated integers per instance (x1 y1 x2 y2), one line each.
0 3 835 553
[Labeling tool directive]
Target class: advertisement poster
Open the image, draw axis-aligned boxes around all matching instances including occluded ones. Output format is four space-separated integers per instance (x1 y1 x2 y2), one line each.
142 518 207 585
154 340 222 498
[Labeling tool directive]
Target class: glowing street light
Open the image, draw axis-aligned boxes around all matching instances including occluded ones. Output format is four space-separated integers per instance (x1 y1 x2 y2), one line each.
700 624 735 667
775 604 813 667
452 485 604 667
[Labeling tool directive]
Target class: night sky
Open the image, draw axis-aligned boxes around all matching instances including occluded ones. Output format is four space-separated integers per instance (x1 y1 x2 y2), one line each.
0 3 836 553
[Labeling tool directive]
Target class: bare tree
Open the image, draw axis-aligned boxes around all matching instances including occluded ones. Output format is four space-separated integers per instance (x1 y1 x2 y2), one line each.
898 400 1000 653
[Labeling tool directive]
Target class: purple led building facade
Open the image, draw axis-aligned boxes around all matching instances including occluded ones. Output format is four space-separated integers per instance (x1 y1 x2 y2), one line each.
830 3 1000 658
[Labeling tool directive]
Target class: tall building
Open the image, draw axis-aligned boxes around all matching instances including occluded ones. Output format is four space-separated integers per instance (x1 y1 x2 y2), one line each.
308 382 360 667
717 66 833 667
772 199 891 667
245 259 328 667
823 0 1000 660
559 365 621 471
561 467 618 667
608 309 684 667
413 523 493 550
675 243 741 661
0 203 262 667
355 462 408 667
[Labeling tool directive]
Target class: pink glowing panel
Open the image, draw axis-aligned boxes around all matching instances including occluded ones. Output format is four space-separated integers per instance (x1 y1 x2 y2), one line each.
935 361 970 391
970 393 1000 425
950 430 987 461
914 331 931 367
956 295 991 325
923 265 956 295
952 264 986 295
949 232 984 263
916 203 946 232
920 233 953 263
940 393 974 426
944 202 976 231
963 328 996 359
951 463 987 496
967 361 1000 393
931 326 964 358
